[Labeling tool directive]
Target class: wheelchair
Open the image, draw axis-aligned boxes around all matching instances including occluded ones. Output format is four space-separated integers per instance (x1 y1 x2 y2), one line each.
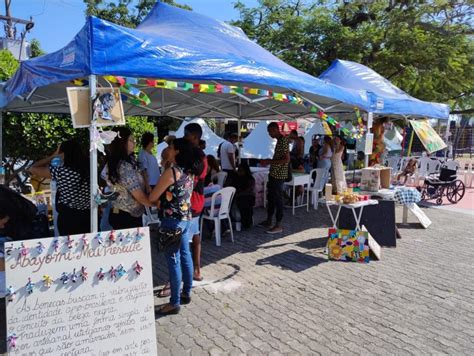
420 166 466 205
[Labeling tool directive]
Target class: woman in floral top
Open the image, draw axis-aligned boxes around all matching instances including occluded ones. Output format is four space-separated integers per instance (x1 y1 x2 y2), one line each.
107 127 151 229
150 138 203 316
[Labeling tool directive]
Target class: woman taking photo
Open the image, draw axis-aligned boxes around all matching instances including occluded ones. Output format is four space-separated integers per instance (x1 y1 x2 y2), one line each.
150 138 203 315
107 127 150 229
29 140 90 235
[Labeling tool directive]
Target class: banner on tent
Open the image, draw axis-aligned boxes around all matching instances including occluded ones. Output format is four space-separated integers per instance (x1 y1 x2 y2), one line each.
409 119 447 154
67 87 125 128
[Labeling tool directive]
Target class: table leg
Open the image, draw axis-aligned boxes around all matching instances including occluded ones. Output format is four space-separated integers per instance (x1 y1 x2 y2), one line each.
352 206 365 231
326 204 338 228
333 205 342 228
402 205 408 224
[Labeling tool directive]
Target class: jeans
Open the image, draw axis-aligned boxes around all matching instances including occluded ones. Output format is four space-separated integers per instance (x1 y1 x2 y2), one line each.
267 177 284 223
162 218 193 306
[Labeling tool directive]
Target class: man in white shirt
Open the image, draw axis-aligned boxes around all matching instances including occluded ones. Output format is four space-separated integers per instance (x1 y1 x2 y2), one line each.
219 133 238 173
138 132 160 193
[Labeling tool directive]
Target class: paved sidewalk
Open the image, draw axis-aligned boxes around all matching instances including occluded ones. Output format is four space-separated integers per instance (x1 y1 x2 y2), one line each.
152 205 474 355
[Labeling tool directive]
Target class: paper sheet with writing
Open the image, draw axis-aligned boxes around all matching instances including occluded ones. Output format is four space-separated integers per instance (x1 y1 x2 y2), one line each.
4 228 157 355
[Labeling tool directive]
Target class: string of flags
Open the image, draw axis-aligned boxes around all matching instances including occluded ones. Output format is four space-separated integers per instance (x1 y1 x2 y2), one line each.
71 76 366 138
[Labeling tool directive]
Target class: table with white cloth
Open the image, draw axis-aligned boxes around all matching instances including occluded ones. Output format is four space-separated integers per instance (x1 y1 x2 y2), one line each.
250 167 269 208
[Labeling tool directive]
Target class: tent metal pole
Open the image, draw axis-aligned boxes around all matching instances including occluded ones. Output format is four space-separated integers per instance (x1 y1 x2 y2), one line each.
238 105 242 165
444 117 450 159
364 112 373 167
0 111 3 164
89 75 99 233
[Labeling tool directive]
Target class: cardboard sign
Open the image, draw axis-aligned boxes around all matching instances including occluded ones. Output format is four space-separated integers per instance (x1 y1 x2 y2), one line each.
67 87 125 128
409 119 447 154
407 203 432 228
4 228 157 355
362 226 382 260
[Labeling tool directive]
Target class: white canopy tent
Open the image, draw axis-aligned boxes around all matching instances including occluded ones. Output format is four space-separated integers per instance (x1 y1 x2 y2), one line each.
241 121 276 159
156 118 224 161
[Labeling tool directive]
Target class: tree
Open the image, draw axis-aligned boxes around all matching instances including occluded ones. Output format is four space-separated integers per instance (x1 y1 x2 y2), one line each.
84 0 191 27
0 50 19 81
232 0 473 113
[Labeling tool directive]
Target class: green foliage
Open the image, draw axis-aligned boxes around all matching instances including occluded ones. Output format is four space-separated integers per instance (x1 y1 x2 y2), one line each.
84 0 191 27
232 0 473 112
0 50 19 81
126 116 156 152
30 39 45 58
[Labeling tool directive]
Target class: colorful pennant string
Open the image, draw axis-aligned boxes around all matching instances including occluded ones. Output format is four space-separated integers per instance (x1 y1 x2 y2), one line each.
71 76 366 138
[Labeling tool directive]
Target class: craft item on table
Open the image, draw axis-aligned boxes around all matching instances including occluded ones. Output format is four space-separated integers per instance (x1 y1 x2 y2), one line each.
60 272 69 284
116 264 126 277
97 268 106 281
80 267 88 281
95 233 104 245
327 228 370 263
125 232 132 242
26 278 34 294
71 269 78 283
36 242 45 254
20 242 28 257
66 236 74 250
325 183 333 201
360 168 381 192
134 261 143 275
118 232 125 242
6 286 16 302
7 333 17 349
109 266 117 279
109 230 116 244
81 235 89 250
43 275 53 288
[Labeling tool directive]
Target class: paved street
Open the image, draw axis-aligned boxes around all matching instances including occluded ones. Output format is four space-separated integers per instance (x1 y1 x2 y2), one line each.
152 205 474 355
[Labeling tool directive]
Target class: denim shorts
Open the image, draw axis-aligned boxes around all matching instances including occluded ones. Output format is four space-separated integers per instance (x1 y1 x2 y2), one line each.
188 216 201 237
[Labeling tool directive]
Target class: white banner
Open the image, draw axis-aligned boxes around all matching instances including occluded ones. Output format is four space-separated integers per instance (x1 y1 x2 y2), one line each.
4 228 157 355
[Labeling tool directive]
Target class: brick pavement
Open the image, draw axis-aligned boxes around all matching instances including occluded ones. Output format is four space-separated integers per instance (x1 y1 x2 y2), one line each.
153 205 474 355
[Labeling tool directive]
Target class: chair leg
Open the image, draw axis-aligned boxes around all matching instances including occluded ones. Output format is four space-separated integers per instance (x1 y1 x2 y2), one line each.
227 217 234 243
214 218 221 246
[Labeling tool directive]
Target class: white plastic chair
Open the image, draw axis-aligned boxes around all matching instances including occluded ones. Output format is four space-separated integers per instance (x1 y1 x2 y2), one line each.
427 159 441 175
200 187 236 246
306 168 329 210
464 162 473 188
212 171 228 187
386 157 401 176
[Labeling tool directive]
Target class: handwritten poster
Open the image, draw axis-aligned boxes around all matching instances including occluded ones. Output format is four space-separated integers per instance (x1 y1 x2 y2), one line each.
4 228 157 355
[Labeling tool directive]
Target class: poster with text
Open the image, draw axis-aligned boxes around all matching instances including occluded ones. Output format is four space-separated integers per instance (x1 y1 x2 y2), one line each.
4 228 157 355
410 119 447 154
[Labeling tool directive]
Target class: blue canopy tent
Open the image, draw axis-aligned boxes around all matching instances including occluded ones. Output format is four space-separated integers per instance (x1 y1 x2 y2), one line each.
0 2 370 232
319 59 450 163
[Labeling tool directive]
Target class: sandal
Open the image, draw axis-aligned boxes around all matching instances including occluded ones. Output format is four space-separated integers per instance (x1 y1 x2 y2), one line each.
155 304 180 316
193 275 203 282
155 282 171 298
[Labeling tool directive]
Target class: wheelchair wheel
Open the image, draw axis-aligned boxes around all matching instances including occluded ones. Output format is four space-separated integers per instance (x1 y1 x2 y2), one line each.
446 180 466 204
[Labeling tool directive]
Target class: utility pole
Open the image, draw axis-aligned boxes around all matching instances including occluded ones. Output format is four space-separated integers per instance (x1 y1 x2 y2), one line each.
4 0 14 39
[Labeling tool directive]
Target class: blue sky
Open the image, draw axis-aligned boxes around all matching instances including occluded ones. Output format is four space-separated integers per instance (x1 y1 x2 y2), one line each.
6 0 258 53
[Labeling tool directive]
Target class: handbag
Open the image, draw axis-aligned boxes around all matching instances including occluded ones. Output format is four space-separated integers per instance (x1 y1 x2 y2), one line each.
156 225 183 251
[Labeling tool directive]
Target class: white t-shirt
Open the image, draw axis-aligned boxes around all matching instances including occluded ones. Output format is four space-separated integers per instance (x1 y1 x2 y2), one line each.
219 141 236 171
138 150 161 186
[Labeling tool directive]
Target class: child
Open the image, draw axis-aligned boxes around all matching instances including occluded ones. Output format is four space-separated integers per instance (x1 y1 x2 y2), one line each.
396 158 417 185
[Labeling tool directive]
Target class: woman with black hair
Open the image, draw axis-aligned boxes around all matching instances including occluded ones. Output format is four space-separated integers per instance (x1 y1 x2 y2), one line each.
107 127 151 229
150 138 203 315
29 140 91 235
235 162 256 230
